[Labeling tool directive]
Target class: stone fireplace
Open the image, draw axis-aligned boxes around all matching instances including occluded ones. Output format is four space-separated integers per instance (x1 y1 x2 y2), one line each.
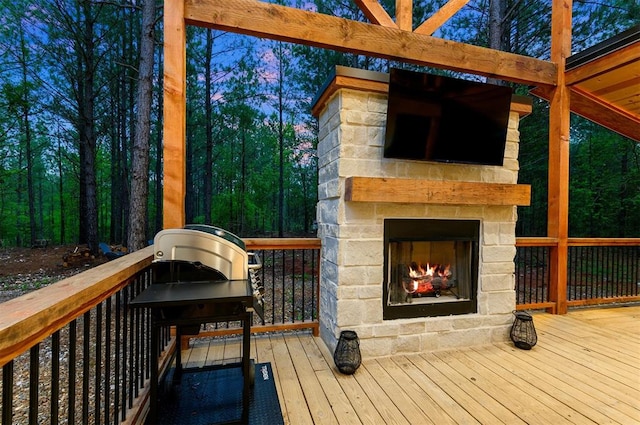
311 66 532 358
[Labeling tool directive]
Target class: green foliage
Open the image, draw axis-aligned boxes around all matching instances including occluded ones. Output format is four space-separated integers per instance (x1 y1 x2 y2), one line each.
0 0 637 246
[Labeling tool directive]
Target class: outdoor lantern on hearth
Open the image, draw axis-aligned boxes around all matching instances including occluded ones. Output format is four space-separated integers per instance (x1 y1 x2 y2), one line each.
334 330 361 374
510 311 537 350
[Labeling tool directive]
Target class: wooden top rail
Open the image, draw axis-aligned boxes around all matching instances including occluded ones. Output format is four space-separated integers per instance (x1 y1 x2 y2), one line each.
0 246 154 368
243 238 321 250
567 238 640 246
515 237 559 247
516 237 640 247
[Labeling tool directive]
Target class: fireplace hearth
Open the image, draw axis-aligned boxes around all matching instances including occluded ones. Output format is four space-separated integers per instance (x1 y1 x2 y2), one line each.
384 219 478 319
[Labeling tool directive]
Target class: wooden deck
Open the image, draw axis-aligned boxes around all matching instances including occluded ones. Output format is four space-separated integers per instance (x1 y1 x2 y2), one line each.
181 305 640 424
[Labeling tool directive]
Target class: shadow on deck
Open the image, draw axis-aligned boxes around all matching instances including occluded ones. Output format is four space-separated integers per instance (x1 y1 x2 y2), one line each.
176 305 640 425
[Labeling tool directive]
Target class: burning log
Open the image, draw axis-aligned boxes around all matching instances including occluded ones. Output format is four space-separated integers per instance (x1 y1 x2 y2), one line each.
403 262 453 296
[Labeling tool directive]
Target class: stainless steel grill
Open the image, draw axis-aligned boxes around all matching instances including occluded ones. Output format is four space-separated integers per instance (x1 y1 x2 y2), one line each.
132 224 261 423
151 224 264 332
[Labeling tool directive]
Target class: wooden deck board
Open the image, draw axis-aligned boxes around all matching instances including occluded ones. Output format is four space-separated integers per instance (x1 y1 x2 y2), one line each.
184 305 640 424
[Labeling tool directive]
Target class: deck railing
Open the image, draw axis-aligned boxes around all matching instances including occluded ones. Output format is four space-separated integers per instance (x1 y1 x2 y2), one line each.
2 236 638 424
516 238 640 311
0 239 320 425
0 246 156 425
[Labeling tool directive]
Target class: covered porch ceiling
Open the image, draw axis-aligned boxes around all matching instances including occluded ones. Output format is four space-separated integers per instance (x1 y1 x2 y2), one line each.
532 24 640 142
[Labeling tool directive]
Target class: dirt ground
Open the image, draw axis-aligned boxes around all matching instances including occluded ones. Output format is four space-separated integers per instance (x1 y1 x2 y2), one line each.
0 244 109 303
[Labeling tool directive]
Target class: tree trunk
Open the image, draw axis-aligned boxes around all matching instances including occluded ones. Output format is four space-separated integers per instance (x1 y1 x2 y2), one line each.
18 30 37 246
204 29 214 224
78 0 99 255
487 0 507 86
154 46 164 234
128 0 156 252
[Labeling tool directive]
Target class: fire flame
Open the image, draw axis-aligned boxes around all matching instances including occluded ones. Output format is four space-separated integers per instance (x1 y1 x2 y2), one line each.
408 262 451 279
403 262 452 294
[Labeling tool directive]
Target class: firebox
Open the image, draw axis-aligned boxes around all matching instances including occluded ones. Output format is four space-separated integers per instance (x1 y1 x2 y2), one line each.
384 219 479 319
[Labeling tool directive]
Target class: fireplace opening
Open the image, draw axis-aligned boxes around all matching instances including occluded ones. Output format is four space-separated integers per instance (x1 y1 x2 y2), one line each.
384 219 479 319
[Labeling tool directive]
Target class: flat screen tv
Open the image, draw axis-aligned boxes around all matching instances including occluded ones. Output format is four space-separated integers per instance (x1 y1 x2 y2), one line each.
384 68 513 166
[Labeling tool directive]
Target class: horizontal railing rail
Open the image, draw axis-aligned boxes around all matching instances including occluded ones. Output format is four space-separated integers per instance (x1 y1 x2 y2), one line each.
516 238 640 311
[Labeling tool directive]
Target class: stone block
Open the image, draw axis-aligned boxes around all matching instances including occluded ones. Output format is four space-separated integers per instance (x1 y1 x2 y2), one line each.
480 273 515 292
504 141 519 159
362 298 383 323
484 206 517 222
367 125 385 147
339 223 382 239
342 239 383 266
338 265 377 285
421 333 440 351
373 322 399 338
482 222 501 245
437 327 493 349
338 286 359 299
396 334 421 353
481 261 515 275
336 299 365 326
367 94 387 113
397 320 427 335
425 317 454 333
341 90 368 111
343 203 377 223
479 291 516 315
340 125 368 147
499 223 517 245
442 164 483 181
360 336 394 358
358 284 382 300
482 245 516 263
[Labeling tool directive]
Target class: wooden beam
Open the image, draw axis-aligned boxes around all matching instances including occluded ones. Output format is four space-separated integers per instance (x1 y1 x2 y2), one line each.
415 0 471 36
184 0 556 86
396 0 412 31
353 0 397 28
163 0 187 229
344 177 531 206
568 87 640 142
547 0 572 315
565 41 640 86
531 85 640 142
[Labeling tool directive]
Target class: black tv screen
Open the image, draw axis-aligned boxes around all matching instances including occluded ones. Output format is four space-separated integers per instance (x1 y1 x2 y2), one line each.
384 68 513 166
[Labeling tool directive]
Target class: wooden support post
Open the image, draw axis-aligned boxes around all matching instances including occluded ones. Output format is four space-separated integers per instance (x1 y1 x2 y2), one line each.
547 0 572 315
163 0 187 229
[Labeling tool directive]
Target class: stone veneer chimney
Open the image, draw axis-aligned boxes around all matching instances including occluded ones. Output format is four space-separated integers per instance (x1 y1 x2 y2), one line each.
312 66 532 358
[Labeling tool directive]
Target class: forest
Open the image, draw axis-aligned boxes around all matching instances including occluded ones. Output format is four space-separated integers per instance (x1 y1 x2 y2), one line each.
0 0 638 254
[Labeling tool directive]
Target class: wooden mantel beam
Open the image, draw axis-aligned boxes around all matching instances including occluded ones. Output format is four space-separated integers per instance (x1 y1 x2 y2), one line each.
184 0 556 86
344 177 531 206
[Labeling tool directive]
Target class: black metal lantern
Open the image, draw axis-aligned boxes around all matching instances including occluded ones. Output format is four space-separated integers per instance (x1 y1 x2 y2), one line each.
510 311 537 350
334 330 361 374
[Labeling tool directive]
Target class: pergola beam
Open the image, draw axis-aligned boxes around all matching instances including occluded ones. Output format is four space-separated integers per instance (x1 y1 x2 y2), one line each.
415 0 471 36
353 0 397 28
183 0 556 86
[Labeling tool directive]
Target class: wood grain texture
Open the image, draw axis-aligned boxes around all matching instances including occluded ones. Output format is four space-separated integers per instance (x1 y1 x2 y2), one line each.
184 0 556 86
344 177 531 206
186 305 640 425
